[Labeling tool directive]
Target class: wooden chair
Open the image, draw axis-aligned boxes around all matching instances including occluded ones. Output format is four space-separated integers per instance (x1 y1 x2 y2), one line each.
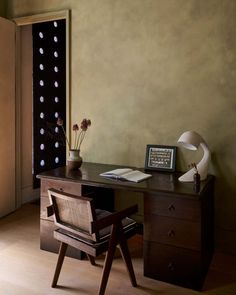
47 188 138 295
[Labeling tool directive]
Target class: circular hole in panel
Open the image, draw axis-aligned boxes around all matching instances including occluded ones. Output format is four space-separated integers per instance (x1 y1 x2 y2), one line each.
40 96 44 103
54 36 58 42
54 112 59 118
40 160 45 167
39 32 44 38
55 157 59 164
55 127 59 133
40 144 45 150
39 48 44 54
54 96 59 103
54 51 58 58
39 80 44 86
39 64 44 70
54 66 59 72
54 21 58 27
40 112 44 119
54 81 59 88
40 128 45 135
55 142 59 148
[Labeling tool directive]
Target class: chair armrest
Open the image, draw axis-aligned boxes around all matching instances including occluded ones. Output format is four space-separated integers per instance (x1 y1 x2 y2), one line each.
91 204 138 233
46 205 54 217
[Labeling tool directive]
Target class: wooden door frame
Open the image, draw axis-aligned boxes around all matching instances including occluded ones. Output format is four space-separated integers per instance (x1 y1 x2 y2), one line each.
0 17 16 216
14 10 71 207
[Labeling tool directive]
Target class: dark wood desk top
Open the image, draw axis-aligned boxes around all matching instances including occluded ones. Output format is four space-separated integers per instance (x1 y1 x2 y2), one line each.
38 162 214 199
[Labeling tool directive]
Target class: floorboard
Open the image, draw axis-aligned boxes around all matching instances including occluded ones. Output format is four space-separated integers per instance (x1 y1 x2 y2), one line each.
0 203 236 295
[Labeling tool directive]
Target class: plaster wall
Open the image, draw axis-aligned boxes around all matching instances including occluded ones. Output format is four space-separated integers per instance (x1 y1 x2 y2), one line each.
7 0 236 254
0 1 6 16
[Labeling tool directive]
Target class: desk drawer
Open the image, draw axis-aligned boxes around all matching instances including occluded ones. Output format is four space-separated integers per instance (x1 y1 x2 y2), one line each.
41 179 82 197
144 215 201 250
144 241 203 290
144 194 200 221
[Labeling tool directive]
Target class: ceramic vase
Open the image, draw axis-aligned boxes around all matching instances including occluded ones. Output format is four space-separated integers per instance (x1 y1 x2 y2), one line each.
67 149 82 170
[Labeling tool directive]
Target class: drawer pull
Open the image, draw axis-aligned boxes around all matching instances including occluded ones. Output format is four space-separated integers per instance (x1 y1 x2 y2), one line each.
59 188 64 192
168 262 175 271
168 204 175 211
168 230 175 237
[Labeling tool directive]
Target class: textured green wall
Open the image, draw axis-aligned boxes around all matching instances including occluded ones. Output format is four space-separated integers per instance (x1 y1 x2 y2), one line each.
0 1 6 16
7 0 236 254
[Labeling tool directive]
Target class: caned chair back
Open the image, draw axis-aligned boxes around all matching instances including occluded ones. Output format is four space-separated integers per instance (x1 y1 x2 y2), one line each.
48 188 98 241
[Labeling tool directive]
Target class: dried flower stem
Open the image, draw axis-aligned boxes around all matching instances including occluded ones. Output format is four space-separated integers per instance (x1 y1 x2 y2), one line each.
78 131 86 150
62 125 71 149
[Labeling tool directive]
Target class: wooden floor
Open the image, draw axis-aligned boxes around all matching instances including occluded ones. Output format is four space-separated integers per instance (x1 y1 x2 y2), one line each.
0 203 236 295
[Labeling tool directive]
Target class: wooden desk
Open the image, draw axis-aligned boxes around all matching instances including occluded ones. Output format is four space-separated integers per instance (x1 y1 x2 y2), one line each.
38 162 214 291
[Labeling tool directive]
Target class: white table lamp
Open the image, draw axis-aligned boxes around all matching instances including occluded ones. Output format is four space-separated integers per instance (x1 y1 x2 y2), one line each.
178 131 210 182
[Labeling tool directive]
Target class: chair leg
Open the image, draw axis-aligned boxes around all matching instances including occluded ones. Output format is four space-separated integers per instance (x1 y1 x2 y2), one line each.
51 242 68 288
118 232 137 287
98 225 118 295
86 254 96 266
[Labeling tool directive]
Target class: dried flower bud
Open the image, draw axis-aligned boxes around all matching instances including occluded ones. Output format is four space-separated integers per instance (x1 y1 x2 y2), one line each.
73 124 79 131
81 118 91 131
87 119 91 126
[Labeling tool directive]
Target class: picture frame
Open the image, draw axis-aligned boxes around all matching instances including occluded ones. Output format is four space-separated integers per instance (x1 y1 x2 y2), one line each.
145 145 177 172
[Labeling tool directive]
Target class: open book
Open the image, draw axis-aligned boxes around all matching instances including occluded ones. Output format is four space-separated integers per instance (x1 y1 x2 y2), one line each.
100 168 152 183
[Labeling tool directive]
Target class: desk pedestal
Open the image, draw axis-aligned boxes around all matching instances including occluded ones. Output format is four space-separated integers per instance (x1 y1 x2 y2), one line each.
144 184 214 290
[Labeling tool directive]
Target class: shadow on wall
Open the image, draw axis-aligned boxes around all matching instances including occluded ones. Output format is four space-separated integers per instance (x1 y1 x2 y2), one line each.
211 151 236 254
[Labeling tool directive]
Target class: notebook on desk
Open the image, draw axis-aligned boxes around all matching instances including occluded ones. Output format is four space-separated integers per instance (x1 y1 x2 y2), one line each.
99 168 152 183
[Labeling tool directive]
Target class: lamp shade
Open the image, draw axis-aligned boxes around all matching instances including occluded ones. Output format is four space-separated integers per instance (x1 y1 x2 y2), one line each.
178 131 204 150
178 131 210 182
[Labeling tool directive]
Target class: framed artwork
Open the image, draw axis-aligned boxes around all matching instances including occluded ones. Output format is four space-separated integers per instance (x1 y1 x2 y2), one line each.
145 145 177 172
